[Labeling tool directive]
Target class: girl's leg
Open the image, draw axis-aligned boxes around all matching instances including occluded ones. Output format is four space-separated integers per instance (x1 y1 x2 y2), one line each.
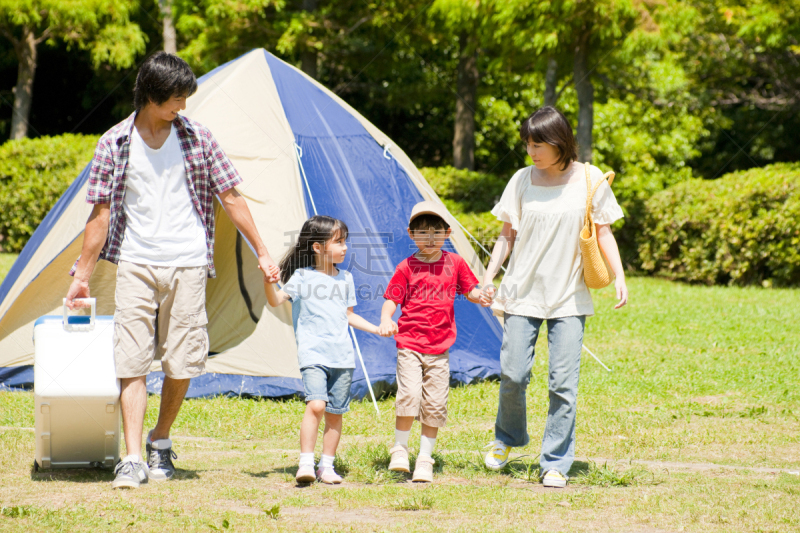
300 400 326 453
540 316 585 476
321 412 343 457
495 314 542 447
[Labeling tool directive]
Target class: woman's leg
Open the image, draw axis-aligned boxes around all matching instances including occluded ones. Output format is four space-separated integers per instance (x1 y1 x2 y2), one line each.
495 313 542 447
539 316 585 475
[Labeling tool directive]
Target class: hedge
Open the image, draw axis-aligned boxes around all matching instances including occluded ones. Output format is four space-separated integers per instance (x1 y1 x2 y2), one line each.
638 163 800 287
0 134 99 253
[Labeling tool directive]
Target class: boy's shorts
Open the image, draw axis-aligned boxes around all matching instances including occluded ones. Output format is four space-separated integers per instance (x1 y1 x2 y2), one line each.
301 365 354 415
113 261 209 379
395 348 450 427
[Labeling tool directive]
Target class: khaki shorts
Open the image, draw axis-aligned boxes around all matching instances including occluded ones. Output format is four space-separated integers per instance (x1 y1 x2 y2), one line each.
395 348 450 427
113 261 209 379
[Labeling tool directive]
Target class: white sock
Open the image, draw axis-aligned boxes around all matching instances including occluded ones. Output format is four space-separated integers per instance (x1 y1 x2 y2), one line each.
123 454 142 464
299 453 315 467
419 435 436 459
319 454 335 470
394 428 410 448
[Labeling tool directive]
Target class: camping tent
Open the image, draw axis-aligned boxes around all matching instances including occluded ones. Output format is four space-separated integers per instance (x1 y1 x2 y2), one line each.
0 49 503 399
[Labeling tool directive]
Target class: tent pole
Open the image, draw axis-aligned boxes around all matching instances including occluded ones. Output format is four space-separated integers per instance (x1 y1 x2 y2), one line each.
350 326 381 415
452 216 613 372
295 142 381 412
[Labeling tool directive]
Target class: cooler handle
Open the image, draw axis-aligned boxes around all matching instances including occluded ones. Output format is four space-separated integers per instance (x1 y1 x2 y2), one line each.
62 298 96 332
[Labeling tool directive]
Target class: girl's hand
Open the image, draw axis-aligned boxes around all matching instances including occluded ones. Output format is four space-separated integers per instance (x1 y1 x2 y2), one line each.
614 278 628 309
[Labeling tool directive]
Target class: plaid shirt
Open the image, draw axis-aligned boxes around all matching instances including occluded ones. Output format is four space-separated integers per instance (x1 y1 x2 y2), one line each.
70 112 242 278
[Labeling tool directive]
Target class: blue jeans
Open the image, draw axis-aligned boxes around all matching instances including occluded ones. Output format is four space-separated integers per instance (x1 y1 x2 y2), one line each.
300 365 354 415
495 313 585 476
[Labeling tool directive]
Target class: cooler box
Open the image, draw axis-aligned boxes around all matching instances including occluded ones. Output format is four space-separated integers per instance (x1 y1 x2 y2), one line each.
34 298 120 469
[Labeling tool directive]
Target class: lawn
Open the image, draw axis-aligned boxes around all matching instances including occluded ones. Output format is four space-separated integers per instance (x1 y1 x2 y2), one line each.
1 254 799 532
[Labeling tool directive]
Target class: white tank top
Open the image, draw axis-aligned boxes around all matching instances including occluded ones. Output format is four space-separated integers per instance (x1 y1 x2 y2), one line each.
119 124 207 267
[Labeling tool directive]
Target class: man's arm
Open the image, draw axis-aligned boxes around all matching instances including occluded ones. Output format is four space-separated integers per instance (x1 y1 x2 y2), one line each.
218 187 280 282
66 203 110 310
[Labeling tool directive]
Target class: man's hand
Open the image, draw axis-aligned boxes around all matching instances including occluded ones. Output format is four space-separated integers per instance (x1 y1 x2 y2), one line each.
258 255 280 283
65 279 92 310
378 319 398 337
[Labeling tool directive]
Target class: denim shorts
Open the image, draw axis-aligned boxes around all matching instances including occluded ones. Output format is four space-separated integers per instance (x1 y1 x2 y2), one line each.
300 365 354 415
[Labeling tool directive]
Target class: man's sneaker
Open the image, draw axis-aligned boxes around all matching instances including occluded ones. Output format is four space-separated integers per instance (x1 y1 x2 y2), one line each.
296 464 316 484
146 432 177 481
484 441 511 470
388 444 410 473
542 469 568 488
112 458 149 489
411 456 435 483
316 466 343 484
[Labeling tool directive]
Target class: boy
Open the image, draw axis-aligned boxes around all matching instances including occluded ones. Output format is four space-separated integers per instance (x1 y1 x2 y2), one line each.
379 201 490 482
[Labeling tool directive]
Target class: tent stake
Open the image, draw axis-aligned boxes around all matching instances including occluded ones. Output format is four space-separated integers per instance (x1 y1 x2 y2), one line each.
350 326 380 415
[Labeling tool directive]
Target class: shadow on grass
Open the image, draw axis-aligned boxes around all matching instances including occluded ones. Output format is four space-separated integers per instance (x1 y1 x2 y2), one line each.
30 464 202 483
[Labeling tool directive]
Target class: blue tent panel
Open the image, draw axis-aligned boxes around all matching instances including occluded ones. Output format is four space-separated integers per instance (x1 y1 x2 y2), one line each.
147 372 303 399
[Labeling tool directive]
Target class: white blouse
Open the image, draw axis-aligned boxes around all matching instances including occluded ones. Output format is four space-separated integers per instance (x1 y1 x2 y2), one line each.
490 163 624 319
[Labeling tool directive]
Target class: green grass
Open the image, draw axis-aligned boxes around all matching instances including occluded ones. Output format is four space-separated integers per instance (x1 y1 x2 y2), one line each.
1 261 799 531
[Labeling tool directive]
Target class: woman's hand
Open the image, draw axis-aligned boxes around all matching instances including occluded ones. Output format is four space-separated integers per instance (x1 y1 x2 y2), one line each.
614 277 628 309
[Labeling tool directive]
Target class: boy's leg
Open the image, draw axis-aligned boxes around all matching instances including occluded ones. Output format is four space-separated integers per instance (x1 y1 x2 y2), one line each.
395 349 424 429
412 351 449 483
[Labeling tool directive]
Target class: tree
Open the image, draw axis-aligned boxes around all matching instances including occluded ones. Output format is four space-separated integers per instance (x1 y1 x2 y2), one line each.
0 0 146 139
430 0 497 171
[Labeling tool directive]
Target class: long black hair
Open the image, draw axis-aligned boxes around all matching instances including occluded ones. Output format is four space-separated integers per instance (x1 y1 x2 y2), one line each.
279 215 349 283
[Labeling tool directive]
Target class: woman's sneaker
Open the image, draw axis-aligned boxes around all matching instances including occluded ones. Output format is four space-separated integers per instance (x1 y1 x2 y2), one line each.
542 469 568 488
484 441 511 470
295 464 316 484
316 466 343 484
388 444 410 473
411 457 435 483
112 458 149 489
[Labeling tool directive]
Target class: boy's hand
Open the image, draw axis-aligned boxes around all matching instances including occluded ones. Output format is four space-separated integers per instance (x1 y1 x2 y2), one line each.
378 319 397 337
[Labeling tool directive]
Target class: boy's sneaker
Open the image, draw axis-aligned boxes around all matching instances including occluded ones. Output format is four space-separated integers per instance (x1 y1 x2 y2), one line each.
112 458 149 489
542 469 568 488
484 440 511 470
146 431 177 481
388 444 410 473
412 456 435 483
296 464 316 484
316 466 343 484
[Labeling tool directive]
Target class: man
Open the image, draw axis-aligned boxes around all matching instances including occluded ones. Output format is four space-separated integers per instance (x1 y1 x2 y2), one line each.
65 52 280 489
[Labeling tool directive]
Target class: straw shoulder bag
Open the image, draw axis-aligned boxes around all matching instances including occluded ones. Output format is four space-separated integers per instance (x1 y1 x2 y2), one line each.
579 163 616 289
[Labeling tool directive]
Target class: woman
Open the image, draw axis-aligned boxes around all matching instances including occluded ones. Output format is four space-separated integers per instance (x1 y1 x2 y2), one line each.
482 106 628 488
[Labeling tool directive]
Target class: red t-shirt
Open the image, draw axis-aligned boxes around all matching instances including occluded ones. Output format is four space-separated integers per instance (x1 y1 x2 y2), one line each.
384 251 479 355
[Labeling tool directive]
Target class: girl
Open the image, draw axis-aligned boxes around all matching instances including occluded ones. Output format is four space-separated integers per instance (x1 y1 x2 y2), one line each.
264 215 392 484
482 107 628 488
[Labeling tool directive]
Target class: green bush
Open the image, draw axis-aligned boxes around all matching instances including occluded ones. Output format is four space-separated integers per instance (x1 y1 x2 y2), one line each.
0 134 99 252
420 166 508 264
638 163 800 287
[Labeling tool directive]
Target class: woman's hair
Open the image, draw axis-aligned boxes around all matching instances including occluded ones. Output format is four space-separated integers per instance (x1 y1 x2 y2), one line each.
133 51 198 111
279 216 349 283
519 106 578 170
